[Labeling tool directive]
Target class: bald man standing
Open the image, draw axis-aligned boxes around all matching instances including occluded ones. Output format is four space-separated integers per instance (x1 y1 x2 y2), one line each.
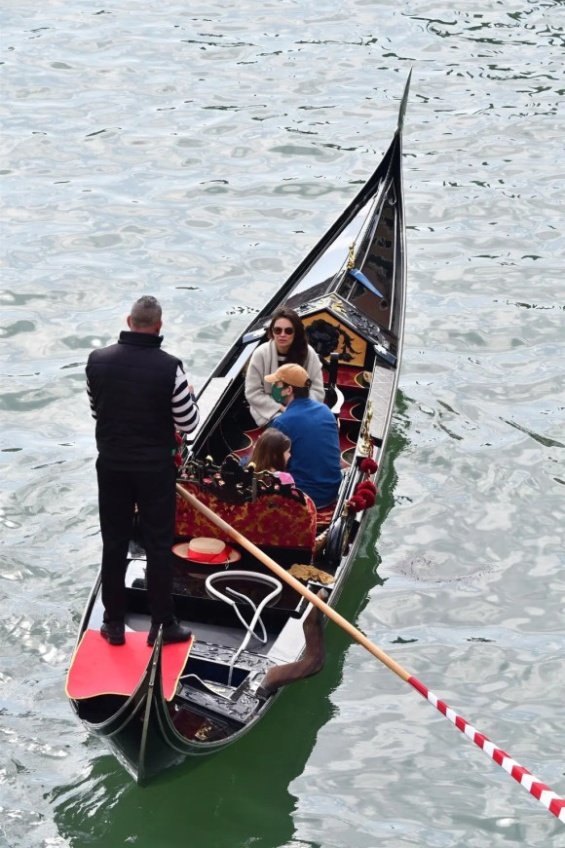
86 296 199 647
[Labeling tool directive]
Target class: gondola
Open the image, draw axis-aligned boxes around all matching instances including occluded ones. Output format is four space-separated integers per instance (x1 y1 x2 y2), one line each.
66 74 410 784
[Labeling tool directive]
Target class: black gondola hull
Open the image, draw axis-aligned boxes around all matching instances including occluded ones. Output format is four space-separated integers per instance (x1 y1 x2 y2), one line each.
68 75 410 783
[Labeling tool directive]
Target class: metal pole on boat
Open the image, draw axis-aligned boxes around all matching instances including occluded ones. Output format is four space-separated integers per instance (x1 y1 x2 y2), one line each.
176 483 565 824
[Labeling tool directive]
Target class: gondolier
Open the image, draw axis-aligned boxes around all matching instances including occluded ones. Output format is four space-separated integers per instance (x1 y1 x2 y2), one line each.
86 295 200 647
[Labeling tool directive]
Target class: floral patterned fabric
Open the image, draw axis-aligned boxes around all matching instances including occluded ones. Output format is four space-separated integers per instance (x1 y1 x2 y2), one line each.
315 503 336 529
176 481 317 550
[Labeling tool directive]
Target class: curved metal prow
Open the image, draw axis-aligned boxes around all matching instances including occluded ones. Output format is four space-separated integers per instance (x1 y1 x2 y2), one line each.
397 69 412 132
137 631 163 785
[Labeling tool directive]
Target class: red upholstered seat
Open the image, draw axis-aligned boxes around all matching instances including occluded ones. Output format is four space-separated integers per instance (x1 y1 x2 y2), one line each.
231 426 264 463
323 365 368 389
315 503 336 528
176 481 317 550
340 398 364 422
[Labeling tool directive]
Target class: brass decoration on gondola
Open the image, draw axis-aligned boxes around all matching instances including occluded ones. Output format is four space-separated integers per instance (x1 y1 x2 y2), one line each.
288 563 335 585
195 720 215 741
330 297 347 316
358 401 374 457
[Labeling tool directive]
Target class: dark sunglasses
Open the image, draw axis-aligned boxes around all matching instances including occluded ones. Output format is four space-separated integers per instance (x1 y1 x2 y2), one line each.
272 327 294 335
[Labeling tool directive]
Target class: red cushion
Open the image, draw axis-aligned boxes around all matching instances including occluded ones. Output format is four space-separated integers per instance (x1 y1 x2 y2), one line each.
231 426 265 463
324 365 367 389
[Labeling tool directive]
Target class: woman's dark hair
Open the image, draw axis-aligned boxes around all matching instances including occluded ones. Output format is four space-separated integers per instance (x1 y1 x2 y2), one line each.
250 429 291 473
268 307 308 364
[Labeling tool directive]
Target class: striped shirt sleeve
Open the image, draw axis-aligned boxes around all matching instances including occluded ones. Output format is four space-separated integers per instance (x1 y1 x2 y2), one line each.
172 364 200 433
86 376 97 419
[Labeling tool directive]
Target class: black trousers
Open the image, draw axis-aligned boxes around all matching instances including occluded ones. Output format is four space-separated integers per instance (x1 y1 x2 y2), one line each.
96 458 176 625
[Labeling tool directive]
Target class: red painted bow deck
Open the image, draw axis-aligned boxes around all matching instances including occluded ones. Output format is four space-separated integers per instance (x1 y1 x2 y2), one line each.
65 630 193 702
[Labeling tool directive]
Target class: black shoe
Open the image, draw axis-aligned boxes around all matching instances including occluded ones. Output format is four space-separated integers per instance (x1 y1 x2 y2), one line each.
100 620 125 646
147 618 192 647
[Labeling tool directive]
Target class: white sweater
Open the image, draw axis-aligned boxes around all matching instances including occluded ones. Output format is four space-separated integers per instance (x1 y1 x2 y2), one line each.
244 341 325 426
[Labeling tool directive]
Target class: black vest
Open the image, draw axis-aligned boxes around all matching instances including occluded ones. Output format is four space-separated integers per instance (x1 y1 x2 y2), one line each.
86 331 180 467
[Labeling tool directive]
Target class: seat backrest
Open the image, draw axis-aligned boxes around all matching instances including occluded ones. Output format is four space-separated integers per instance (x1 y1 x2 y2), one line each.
176 481 317 550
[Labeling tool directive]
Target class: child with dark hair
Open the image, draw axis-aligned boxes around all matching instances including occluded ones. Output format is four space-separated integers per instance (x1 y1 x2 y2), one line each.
249 429 294 485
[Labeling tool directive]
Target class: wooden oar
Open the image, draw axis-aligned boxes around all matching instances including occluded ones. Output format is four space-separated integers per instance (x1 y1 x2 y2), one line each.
175 484 565 823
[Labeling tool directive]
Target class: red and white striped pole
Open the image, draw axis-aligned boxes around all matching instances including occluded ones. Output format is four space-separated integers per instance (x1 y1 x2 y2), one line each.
408 676 565 822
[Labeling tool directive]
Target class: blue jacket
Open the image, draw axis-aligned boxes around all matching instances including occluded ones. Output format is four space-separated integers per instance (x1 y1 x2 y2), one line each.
270 398 342 508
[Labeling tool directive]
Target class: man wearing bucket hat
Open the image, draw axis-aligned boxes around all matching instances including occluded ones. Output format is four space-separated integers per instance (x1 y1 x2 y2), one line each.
86 295 200 647
266 363 342 509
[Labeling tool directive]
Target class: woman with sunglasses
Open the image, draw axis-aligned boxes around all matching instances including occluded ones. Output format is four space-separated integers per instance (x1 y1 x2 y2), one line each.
245 306 324 426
